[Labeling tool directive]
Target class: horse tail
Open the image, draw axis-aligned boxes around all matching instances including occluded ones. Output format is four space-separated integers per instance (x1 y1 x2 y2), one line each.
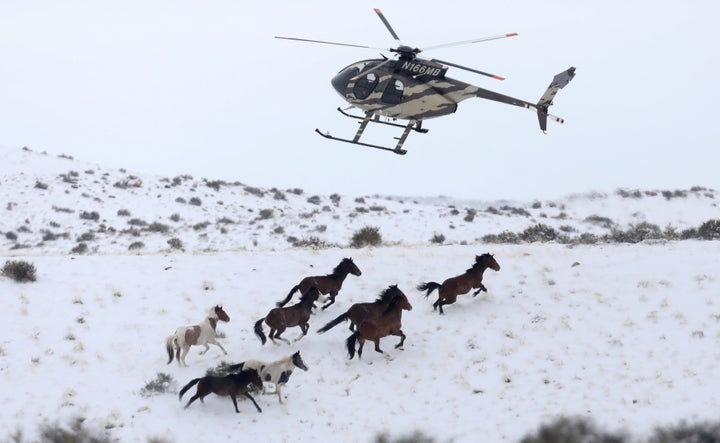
254 318 267 345
317 312 349 334
276 285 300 307
178 377 201 401
417 282 442 298
346 332 359 360
166 335 175 364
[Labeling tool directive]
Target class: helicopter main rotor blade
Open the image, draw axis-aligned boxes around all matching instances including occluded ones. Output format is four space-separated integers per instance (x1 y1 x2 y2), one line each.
373 8 403 45
350 56 398 81
421 33 518 52
430 58 506 80
274 36 387 51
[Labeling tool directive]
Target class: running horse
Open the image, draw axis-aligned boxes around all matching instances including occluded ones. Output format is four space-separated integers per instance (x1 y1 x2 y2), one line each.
417 253 500 314
166 305 230 366
275 257 362 310
317 284 405 333
179 368 263 414
255 288 319 345
345 287 412 360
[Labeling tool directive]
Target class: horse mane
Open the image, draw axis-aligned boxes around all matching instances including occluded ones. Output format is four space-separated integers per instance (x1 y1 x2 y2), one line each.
380 292 406 315
299 287 319 304
374 285 398 304
330 257 352 276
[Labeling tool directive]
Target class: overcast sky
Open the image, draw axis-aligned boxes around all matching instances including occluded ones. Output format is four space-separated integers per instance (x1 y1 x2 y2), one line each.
2 1 718 201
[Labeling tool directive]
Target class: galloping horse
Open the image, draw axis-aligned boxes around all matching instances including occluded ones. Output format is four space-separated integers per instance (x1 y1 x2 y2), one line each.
226 350 309 404
276 257 362 310
346 288 412 359
417 253 500 314
179 368 263 413
255 288 319 345
166 305 230 366
317 285 406 333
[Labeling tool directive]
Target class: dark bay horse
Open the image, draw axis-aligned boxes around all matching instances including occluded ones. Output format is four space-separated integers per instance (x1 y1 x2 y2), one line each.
276 257 362 310
166 305 230 366
346 288 412 359
417 253 500 314
317 285 406 334
179 368 263 413
255 288 319 345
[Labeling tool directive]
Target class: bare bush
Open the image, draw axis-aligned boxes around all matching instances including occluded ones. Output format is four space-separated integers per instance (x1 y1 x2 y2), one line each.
697 219 720 240
140 372 175 397
167 238 184 250
2 260 37 282
128 241 145 251
350 226 382 248
79 211 99 222
520 416 626 443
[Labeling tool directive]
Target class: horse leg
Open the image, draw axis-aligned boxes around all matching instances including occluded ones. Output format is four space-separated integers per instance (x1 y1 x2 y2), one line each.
272 328 291 345
473 284 487 296
275 384 283 404
179 346 190 366
209 339 228 355
372 338 384 355
229 394 241 413
393 330 407 349
357 337 366 358
244 392 263 413
321 293 337 310
185 392 202 409
432 298 440 311
198 344 210 355
294 323 310 342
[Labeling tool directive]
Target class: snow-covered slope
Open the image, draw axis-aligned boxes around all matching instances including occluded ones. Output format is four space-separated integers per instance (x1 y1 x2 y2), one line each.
1 144 719 443
2 145 718 255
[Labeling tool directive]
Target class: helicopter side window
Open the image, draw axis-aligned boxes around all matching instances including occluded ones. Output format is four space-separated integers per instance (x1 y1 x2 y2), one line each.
353 72 379 100
381 79 404 105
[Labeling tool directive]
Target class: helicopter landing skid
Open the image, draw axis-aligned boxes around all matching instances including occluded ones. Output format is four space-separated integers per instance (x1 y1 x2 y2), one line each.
315 109 427 155
315 129 408 155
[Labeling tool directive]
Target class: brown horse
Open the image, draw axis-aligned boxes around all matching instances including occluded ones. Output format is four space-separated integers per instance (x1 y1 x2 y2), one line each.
276 257 362 310
178 368 263 413
345 288 412 359
317 285 405 334
255 288 319 345
417 253 500 314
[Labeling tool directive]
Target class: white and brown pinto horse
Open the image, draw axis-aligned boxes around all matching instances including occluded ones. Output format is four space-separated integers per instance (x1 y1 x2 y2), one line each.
166 305 230 366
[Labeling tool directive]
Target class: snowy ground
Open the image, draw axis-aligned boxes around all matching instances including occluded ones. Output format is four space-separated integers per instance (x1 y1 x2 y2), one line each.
2 243 720 442
2 144 720 442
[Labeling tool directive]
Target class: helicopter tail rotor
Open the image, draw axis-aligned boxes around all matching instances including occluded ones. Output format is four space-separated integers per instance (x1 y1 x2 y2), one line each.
534 66 576 131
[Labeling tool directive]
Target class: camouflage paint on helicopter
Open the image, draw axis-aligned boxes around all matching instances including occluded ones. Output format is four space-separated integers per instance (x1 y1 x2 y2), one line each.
278 8 576 155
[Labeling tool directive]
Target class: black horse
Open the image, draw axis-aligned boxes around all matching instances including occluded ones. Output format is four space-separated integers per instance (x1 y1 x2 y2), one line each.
179 368 263 413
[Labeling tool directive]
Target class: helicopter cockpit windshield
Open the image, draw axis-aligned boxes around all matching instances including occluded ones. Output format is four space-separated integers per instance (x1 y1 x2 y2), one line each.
331 60 384 99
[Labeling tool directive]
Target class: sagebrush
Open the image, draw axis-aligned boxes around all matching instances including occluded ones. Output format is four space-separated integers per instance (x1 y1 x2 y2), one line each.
2 260 37 282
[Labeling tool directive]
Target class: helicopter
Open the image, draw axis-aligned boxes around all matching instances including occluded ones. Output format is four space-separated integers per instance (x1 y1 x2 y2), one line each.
276 8 576 155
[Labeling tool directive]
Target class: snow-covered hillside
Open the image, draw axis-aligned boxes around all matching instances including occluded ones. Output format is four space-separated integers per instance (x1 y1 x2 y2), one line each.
1 144 719 443
2 145 718 255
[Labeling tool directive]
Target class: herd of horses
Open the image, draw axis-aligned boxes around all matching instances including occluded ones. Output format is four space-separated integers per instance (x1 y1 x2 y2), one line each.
167 254 500 412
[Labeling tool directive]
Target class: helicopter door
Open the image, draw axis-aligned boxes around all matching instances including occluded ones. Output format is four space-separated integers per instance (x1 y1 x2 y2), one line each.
381 79 404 105
353 72 379 99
